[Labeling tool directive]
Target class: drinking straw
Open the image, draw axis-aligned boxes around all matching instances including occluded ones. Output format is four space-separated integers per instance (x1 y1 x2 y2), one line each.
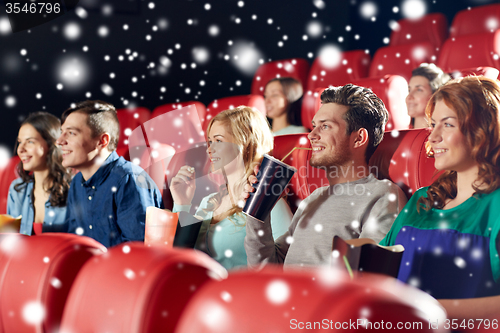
280 147 313 162
343 256 354 280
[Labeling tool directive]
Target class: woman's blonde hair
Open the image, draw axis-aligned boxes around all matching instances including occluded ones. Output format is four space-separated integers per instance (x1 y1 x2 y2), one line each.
205 105 273 219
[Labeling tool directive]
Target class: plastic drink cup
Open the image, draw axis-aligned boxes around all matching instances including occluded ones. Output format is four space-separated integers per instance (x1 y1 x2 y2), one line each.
145 207 178 247
243 154 297 221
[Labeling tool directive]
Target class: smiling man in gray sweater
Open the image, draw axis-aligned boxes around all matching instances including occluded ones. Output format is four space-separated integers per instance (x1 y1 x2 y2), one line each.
243 84 407 269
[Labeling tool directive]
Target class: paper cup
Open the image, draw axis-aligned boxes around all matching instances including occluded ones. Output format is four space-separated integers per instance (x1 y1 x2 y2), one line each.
145 207 178 247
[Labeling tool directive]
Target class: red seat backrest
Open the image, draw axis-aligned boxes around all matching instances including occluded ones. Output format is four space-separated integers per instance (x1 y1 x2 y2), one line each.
390 13 448 49
302 50 371 129
449 66 499 80
251 58 310 95
304 76 410 133
437 31 500 73
369 128 441 199
176 267 443 333
450 3 500 38
128 105 213 211
205 95 265 131
151 101 206 128
351 75 410 131
0 233 106 333
0 156 20 215
59 243 227 333
272 133 320 212
137 143 176 209
369 42 437 81
116 107 151 150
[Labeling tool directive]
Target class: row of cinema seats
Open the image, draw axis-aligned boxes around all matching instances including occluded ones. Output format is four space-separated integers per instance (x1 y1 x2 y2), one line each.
0 137 466 332
0 130 486 333
0 233 447 333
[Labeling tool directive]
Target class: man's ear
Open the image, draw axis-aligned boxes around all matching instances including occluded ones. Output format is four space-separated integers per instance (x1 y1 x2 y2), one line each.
97 133 111 149
353 128 369 149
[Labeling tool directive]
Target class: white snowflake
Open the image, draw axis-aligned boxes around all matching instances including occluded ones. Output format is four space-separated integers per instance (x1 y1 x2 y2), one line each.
220 291 232 302
22 302 45 325
401 0 427 20
454 256 466 269
124 268 136 280
359 2 378 19
266 280 290 304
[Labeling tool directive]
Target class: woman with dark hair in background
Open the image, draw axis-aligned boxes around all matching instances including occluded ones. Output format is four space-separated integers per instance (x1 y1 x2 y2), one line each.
264 77 308 136
381 76 500 320
8 112 72 235
406 63 450 129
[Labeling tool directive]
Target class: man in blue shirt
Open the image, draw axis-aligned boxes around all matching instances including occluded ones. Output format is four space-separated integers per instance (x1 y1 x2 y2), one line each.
56 100 163 247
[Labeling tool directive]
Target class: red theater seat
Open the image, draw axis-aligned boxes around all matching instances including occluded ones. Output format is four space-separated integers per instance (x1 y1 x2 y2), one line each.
127 104 211 211
205 95 265 130
115 146 130 160
272 133 324 212
351 75 410 131
449 66 499 80
137 143 176 209
390 13 448 49
302 50 370 129
151 101 206 129
0 156 20 215
175 267 444 333
116 107 151 150
369 42 437 81
251 58 310 95
369 128 440 199
0 233 106 333
303 75 410 133
437 31 500 73
450 3 500 38
59 243 227 333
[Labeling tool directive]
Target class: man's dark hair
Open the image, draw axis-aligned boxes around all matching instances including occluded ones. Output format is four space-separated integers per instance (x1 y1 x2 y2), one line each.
320 84 388 163
61 100 120 151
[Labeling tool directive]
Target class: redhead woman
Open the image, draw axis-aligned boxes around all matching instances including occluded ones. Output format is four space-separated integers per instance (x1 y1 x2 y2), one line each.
381 76 500 320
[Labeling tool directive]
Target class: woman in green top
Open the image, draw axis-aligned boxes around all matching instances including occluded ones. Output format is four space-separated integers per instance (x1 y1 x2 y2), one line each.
381 76 500 321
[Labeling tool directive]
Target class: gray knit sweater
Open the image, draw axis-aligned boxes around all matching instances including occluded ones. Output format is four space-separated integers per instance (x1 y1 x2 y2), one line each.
244 174 407 269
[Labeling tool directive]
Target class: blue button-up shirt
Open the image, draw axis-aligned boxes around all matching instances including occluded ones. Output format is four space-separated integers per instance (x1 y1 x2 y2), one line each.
7 178 67 235
65 151 164 247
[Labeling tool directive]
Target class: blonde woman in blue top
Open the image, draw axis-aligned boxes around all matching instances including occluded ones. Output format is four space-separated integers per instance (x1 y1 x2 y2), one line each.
171 106 292 269
381 76 500 321
8 112 72 235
